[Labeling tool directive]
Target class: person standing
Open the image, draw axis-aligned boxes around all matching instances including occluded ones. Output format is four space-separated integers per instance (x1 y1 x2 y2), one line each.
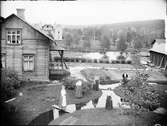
75 80 83 98
59 85 67 109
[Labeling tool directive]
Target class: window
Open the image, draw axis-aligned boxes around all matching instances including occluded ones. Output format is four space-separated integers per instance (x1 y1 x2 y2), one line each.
7 29 21 44
1 54 6 68
23 55 34 71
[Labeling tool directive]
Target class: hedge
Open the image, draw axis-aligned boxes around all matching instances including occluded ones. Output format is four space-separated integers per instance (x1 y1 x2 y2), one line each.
1 68 25 101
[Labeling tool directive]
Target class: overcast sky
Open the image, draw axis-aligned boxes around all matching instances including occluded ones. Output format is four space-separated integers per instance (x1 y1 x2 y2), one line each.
1 0 166 25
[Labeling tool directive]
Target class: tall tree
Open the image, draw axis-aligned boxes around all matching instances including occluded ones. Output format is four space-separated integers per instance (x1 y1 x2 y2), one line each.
101 35 111 50
116 35 127 52
64 33 73 48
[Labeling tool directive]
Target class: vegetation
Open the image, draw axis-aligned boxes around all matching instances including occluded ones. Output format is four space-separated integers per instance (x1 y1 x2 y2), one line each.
115 71 161 114
81 68 120 85
1 68 24 101
62 76 92 96
62 20 165 51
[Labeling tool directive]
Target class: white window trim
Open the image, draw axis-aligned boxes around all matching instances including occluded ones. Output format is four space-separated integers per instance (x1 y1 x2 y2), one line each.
6 29 22 45
23 55 35 72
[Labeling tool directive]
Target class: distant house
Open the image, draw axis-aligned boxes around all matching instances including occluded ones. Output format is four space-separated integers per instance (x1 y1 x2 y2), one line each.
1 9 64 81
149 39 167 71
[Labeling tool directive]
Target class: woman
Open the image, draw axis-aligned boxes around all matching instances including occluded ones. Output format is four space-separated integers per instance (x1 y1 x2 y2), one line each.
75 80 83 98
59 85 67 109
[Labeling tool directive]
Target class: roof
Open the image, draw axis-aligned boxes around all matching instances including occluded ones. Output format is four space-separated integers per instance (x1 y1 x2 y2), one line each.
149 39 167 55
3 14 64 50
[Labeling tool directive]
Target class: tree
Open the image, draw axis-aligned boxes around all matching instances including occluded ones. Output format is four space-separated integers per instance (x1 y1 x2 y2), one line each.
100 35 111 50
134 39 143 50
64 33 73 48
116 35 127 52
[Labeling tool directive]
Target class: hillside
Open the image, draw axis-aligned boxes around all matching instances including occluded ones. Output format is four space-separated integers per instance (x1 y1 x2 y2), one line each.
60 19 165 52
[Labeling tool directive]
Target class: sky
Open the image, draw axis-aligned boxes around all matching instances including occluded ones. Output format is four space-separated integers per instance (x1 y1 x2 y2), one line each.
1 0 166 25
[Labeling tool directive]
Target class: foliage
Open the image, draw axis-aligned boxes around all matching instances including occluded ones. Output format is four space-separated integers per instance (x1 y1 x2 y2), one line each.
117 53 126 61
121 71 160 114
62 76 92 96
116 35 128 52
163 70 167 77
1 68 23 101
62 20 164 51
100 35 111 50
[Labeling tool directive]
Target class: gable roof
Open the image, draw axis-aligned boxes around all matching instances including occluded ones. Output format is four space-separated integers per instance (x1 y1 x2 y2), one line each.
149 39 167 55
3 14 56 44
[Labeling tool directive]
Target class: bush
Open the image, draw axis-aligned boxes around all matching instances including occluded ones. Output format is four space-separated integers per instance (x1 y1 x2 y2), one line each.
81 58 86 63
126 60 132 64
115 60 119 64
163 70 167 77
93 59 97 63
87 59 92 63
117 55 126 61
120 71 160 112
62 76 92 96
121 60 125 64
1 68 23 101
111 60 116 64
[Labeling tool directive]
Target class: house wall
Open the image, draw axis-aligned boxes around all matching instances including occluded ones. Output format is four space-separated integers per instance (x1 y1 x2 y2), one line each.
1 16 50 81
150 51 167 69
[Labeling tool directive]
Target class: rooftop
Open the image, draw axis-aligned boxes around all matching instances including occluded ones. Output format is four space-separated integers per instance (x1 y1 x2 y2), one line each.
149 39 167 55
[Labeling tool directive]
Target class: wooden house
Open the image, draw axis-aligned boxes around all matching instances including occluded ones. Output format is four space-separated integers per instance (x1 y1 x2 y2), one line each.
1 9 65 81
149 39 167 71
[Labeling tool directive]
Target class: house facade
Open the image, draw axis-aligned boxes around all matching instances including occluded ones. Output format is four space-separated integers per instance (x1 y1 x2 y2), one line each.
1 9 61 81
149 39 167 71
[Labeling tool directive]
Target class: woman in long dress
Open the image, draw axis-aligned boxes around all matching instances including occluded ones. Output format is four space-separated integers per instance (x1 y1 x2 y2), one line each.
59 85 67 109
75 80 83 98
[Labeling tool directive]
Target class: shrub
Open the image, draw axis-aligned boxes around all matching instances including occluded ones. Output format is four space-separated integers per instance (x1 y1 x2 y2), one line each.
81 58 86 63
126 60 132 64
87 59 92 63
1 68 23 101
121 71 160 113
62 76 92 96
117 55 126 61
115 60 119 64
99 60 103 63
62 76 76 90
70 58 75 62
163 70 167 77
121 60 125 64
112 60 116 64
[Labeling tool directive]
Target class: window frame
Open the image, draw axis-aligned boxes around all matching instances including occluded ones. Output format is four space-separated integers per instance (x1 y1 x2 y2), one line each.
22 54 35 72
6 28 22 45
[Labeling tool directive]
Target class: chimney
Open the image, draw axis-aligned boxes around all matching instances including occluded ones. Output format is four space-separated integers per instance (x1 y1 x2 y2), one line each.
16 9 25 20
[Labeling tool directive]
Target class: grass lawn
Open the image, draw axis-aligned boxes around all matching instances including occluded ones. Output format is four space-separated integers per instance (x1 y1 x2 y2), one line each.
2 81 102 125
3 83 62 125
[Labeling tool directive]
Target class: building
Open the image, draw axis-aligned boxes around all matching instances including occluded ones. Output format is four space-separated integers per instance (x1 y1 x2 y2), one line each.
149 39 167 71
1 9 64 81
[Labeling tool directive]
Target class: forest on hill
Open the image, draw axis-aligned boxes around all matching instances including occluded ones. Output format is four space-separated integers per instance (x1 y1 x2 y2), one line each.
60 19 165 52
